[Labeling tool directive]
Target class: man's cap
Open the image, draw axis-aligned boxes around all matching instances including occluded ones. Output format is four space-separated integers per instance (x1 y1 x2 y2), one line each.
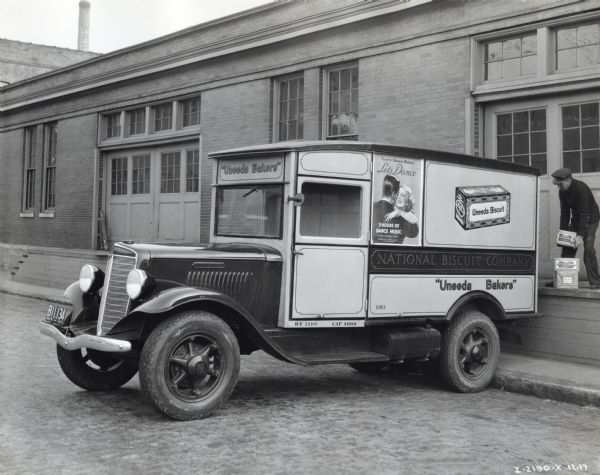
551 168 572 180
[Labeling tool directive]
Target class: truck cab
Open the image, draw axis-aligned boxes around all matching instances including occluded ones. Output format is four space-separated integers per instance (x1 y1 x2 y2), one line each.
40 141 541 420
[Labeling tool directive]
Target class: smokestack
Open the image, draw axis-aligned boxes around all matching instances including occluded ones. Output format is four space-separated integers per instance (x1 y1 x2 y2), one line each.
78 0 91 51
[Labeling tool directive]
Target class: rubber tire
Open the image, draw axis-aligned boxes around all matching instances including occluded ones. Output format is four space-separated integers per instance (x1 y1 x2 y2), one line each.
439 310 500 393
139 311 240 421
56 345 138 391
348 362 388 373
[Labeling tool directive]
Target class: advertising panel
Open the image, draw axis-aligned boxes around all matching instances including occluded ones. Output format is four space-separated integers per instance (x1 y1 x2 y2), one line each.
371 155 423 246
423 162 537 250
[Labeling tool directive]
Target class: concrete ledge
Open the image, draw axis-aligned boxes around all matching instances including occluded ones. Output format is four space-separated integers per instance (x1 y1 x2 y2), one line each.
539 284 600 300
492 370 600 407
492 352 600 407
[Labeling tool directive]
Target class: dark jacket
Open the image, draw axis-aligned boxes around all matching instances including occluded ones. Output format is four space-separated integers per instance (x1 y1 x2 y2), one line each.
559 178 600 236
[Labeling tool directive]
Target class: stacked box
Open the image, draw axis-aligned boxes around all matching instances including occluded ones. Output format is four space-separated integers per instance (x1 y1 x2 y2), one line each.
454 185 511 230
553 258 579 289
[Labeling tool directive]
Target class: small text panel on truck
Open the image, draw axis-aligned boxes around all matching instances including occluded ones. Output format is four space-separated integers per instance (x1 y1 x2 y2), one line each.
39 141 541 420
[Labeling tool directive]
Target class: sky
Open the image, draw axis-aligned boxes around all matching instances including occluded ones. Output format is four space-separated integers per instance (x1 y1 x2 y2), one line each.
0 0 275 53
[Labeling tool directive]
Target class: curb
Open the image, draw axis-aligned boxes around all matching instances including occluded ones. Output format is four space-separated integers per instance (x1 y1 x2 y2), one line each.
0 287 70 305
492 369 600 408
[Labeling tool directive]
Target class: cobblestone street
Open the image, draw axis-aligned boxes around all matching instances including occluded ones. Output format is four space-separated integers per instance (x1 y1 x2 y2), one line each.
1 293 599 475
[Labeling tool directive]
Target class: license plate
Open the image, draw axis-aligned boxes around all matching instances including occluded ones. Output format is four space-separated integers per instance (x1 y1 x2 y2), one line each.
44 304 69 326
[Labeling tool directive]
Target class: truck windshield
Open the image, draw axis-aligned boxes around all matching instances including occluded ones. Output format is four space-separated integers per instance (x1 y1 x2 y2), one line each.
215 185 283 238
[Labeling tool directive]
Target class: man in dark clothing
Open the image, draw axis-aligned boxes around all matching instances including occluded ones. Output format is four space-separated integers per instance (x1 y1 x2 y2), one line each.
551 167 600 288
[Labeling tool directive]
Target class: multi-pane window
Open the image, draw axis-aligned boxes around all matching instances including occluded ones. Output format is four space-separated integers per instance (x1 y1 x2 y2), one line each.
111 157 128 195
128 109 146 136
161 151 181 193
186 149 200 192
132 154 151 194
278 76 304 141
181 98 200 127
562 102 600 173
556 23 600 70
44 124 58 209
23 126 37 211
327 65 358 140
105 113 121 139
154 103 173 132
496 109 547 174
485 34 537 80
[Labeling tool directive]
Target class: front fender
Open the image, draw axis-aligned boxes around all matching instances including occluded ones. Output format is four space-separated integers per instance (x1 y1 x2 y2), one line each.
129 286 255 320
123 287 303 365
63 281 102 325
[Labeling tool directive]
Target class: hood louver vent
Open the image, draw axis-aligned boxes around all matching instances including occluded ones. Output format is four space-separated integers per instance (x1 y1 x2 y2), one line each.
188 270 255 307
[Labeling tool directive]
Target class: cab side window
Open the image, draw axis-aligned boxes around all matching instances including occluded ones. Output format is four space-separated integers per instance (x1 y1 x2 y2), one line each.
299 182 361 238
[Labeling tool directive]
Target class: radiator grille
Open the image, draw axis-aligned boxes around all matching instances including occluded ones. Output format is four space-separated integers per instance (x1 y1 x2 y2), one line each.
98 254 136 335
188 271 254 307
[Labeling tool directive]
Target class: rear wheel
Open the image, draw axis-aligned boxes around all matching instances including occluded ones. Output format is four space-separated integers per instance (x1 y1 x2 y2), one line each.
440 310 500 393
56 346 138 391
139 311 240 421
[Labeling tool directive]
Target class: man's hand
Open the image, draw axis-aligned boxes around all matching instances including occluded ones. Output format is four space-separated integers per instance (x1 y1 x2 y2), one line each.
576 235 584 248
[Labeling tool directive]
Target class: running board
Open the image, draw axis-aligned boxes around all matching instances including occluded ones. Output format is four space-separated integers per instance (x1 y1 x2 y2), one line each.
288 350 388 365
264 326 440 366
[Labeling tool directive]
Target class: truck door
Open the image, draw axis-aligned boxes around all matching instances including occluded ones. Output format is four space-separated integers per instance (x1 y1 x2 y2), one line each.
291 177 371 326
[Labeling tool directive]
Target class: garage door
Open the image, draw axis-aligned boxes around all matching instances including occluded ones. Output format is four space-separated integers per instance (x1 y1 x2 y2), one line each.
106 144 200 243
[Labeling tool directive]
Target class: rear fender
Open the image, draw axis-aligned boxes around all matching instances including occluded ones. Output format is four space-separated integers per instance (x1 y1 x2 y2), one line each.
446 291 506 322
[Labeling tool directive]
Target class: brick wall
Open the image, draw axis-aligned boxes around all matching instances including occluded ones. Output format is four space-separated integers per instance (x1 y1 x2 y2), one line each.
360 38 470 153
0 38 99 85
0 115 97 248
199 80 272 241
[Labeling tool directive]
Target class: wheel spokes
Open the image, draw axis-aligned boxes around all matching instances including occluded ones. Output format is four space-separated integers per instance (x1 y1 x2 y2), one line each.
459 329 490 377
167 334 222 401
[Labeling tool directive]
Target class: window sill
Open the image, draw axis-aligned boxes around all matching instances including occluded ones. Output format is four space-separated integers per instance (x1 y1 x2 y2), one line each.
20 212 34 218
98 127 201 150
473 67 600 100
39 211 55 218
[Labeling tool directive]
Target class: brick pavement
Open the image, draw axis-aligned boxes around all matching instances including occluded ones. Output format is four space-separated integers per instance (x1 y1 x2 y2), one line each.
1 293 600 475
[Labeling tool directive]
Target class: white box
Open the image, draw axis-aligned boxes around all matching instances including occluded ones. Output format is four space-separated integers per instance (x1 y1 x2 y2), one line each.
553 258 580 289
556 230 577 248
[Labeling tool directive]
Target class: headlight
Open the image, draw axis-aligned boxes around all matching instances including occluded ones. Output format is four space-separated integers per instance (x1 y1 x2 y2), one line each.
79 265 104 293
126 269 148 300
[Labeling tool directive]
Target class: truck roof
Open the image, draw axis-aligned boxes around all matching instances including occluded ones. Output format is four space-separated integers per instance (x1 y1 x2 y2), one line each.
208 141 542 176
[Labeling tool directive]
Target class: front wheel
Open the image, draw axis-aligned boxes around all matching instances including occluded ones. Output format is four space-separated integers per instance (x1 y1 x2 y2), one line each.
439 310 500 393
139 311 240 421
56 346 138 391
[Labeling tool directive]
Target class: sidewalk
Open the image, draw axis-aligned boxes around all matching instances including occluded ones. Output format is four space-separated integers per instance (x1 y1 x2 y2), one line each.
2 270 599 408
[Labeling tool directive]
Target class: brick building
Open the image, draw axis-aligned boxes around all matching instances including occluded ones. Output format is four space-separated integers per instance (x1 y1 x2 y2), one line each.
0 38 99 85
1 0 600 284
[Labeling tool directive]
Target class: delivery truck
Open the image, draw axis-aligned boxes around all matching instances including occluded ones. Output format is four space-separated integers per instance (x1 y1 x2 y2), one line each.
40 141 541 420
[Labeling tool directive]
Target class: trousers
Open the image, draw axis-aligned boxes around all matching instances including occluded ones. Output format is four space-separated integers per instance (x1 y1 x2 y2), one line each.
561 220 600 287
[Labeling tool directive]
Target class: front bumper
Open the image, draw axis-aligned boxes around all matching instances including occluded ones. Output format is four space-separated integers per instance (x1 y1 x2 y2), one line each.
39 322 132 353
